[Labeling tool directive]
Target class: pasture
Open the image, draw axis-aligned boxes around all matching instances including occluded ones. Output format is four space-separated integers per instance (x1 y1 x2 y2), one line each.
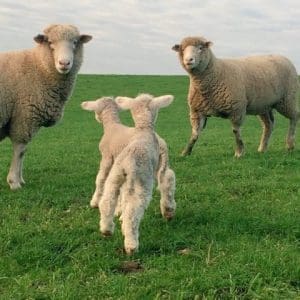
1 74 300 299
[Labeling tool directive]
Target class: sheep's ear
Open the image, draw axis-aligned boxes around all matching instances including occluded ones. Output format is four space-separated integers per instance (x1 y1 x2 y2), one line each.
205 41 213 48
115 97 134 110
81 101 98 111
172 44 180 52
34 34 48 44
80 35 93 43
152 95 174 109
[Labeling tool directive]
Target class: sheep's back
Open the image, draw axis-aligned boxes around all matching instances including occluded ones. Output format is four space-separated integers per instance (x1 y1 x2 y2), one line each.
223 55 298 114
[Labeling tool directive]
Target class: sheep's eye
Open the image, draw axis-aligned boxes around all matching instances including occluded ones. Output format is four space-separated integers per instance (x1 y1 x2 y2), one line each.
198 46 203 51
73 40 78 47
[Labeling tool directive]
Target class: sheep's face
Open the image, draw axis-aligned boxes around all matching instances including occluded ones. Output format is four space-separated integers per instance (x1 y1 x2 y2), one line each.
115 94 174 127
34 24 92 74
172 37 213 73
81 97 116 124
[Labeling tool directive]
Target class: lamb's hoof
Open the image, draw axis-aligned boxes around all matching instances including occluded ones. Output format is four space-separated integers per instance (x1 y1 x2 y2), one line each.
90 199 99 208
8 181 22 190
101 230 113 237
163 208 175 220
125 247 137 256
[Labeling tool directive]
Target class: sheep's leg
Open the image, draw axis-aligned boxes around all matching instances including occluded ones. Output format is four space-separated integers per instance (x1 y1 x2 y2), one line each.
182 111 206 156
158 168 176 220
231 119 244 158
90 156 113 208
258 111 274 152
7 142 27 190
274 99 300 151
99 166 125 236
122 180 153 255
286 113 299 151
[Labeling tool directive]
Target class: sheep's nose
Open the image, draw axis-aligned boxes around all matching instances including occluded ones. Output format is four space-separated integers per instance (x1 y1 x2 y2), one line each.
59 59 71 67
185 57 194 63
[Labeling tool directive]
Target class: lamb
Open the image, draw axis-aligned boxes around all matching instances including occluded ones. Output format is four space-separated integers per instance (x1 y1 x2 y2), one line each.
0 24 92 189
82 94 174 255
81 96 176 222
172 36 300 157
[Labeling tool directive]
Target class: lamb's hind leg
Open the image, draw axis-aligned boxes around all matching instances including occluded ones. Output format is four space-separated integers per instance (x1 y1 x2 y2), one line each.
158 168 176 220
99 165 125 236
90 156 113 208
258 110 274 153
7 142 27 190
122 179 153 255
181 110 207 156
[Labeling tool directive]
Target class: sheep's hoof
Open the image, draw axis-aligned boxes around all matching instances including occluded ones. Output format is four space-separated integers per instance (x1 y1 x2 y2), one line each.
181 149 191 156
257 145 267 153
234 151 243 158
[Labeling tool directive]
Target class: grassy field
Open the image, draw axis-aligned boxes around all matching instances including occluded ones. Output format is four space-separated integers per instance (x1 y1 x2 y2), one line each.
1 74 300 299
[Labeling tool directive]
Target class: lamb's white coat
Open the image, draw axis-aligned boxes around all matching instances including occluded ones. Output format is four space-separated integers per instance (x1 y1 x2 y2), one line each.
81 95 175 254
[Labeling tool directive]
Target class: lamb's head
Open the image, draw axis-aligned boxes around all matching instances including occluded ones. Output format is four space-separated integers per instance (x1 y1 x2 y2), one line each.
81 97 119 124
115 94 174 128
172 36 213 73
34 24 92 74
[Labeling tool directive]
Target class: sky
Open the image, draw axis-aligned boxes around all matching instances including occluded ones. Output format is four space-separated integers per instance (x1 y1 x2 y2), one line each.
0 0 300 75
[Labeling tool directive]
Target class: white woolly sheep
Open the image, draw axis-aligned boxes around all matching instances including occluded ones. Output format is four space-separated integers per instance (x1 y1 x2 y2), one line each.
81 96 176 223
172 36 300 157
0 24 92 189
87 94 174 255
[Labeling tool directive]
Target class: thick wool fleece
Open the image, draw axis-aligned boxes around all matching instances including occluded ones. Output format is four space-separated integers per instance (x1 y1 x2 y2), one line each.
175 36 299 156
0 24 84 143
178 37 299 119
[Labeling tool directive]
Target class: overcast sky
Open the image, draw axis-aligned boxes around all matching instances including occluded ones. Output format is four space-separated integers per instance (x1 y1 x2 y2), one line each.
1 1 300 75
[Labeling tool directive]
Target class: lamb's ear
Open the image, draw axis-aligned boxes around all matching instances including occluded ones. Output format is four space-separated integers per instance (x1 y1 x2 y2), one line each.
80 35 93 43
152 95 174 109
172 44 180 52
115 97 134 110
81 101 98 111
34 34 48 44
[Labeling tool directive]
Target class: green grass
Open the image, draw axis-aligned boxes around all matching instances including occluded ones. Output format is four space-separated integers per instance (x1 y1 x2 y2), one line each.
1 74 300 299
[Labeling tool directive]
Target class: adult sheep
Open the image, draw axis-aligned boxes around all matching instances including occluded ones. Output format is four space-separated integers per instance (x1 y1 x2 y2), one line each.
172 36 300 157
0 24 92 189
